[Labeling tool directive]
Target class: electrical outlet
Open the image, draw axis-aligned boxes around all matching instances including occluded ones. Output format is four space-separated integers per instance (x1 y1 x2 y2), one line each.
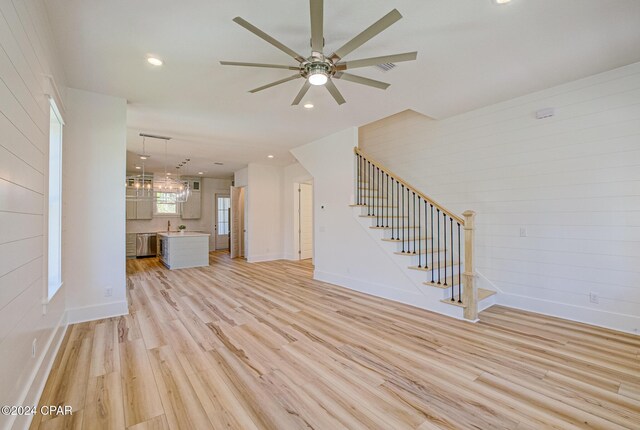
104 287 113 297
589 292 599 304
519 227 527 237
32 339 37 358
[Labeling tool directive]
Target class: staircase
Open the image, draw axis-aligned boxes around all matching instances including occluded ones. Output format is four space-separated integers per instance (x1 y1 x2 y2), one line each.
351 147 496 321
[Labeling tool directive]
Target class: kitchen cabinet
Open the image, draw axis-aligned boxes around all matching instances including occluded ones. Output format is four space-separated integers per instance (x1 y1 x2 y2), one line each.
126 233 136 258
136 196 153 220
181 179 201 219
126 189 137 220
126 187 153 220
181 191 201 219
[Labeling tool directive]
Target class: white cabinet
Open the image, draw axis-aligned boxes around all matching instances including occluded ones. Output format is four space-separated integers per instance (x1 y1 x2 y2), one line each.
181 191 201 219
126 187 153 220
136 196 153 220
126 233 137 258
126 189 137 220
181 179 201 219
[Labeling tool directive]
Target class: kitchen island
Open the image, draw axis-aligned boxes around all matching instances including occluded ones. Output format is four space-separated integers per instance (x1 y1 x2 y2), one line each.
157 232 210 270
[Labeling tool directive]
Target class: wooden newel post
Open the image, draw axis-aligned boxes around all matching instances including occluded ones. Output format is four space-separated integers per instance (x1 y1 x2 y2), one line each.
462 210 478 321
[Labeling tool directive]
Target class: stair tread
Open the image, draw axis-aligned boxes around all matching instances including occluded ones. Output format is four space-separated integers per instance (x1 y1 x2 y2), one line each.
381 237 432 242
440 288 496 308
360 215 408 219
423 277 460 289
371 226 418 230
394 247 451 256
408 260 460 271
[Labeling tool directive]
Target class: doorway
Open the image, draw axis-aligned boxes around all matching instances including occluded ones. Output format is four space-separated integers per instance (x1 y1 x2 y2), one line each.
230 186 246 259
297 182 313 261
214 194 230 250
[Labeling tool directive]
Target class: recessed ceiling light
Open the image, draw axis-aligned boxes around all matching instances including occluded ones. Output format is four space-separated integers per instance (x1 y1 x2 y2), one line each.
303 102 314 109
267 155 274 159
494 0 512 4
147 57 163 66
198 172 204 175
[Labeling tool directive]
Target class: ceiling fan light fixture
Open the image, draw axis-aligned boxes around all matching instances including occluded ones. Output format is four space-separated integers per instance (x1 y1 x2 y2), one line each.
308 69 328 86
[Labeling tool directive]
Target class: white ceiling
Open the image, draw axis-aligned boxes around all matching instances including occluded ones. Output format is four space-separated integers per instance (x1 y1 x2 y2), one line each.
45 0 640 176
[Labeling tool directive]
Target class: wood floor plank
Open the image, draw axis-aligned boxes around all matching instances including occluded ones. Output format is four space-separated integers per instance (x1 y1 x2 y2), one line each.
29 252 640 430
119 339 164 428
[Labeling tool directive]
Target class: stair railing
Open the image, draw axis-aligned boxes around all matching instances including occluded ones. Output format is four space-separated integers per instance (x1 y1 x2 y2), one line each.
354 147 478 320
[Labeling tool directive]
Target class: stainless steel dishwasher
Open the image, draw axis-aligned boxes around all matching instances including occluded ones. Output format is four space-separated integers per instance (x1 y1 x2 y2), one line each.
136 233 157 258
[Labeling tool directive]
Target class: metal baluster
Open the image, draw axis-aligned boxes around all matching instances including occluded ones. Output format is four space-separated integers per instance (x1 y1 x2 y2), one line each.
401 185 405 252
407 191 411 253
390 179 395 240
386 174 390 228
424 200 428 269
430 204 434 282
366 161 370 214
450 217 454 301
458 223 462 303
443 211 447 286
437 208 441 284
375 167 379 227
418 197 422 267
412 192 416 254
353 154 360 205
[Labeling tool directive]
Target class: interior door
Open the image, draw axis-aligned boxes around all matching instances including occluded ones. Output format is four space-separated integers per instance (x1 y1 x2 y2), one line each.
299 183 313 260
215 194 230 250
230 186 241 258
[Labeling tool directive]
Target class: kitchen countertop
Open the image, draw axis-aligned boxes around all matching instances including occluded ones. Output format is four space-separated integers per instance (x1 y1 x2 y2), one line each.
157 232 210 238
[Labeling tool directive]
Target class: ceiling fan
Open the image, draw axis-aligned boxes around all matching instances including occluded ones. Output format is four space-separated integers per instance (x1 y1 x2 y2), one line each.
220 0 417 105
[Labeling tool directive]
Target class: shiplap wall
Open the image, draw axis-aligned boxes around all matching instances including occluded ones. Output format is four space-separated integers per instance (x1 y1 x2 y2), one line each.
359 62 640 333
0 0 67 428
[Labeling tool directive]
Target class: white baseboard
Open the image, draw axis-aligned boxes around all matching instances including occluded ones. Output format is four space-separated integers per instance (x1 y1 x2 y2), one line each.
247 253 285 263
497 292 640 336
11 313 68 430
66 300 129 324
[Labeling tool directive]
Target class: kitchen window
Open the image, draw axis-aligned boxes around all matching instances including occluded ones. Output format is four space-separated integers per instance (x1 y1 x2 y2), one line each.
155 191 179 216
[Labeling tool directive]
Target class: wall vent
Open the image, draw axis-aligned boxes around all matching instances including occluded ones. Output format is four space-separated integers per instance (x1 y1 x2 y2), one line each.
375 63 396 72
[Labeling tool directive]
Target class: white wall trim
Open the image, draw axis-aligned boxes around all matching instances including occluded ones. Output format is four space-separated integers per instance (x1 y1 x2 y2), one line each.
66 300 128 325
10 313 68 430
247 253 285 263
497 293 640 336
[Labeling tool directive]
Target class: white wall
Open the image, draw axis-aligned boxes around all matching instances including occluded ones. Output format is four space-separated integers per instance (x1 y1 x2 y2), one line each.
283 163 312 260
245 163 284 262
126 178 232 250
63 88 128 324
359 62 640 334
0 1 68 428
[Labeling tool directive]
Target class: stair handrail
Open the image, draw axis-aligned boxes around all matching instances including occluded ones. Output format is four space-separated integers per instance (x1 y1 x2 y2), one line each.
354 147 464 225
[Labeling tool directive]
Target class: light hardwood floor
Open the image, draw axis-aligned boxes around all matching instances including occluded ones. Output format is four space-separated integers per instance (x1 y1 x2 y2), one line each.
30 252 640 429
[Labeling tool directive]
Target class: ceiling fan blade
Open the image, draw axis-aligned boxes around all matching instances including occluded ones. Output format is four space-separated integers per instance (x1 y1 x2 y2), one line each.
325 79 346 105
249 74 302 93
220 61 300 70
334 72 390 90
310 0 324 53
335 52 417 70
233 17 306 62
292 81 312 105
329 9 402 62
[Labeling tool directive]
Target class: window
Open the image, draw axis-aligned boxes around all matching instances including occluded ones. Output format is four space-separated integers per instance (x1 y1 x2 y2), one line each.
155 191 179 215
217 196 230 235
48 101 63 300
